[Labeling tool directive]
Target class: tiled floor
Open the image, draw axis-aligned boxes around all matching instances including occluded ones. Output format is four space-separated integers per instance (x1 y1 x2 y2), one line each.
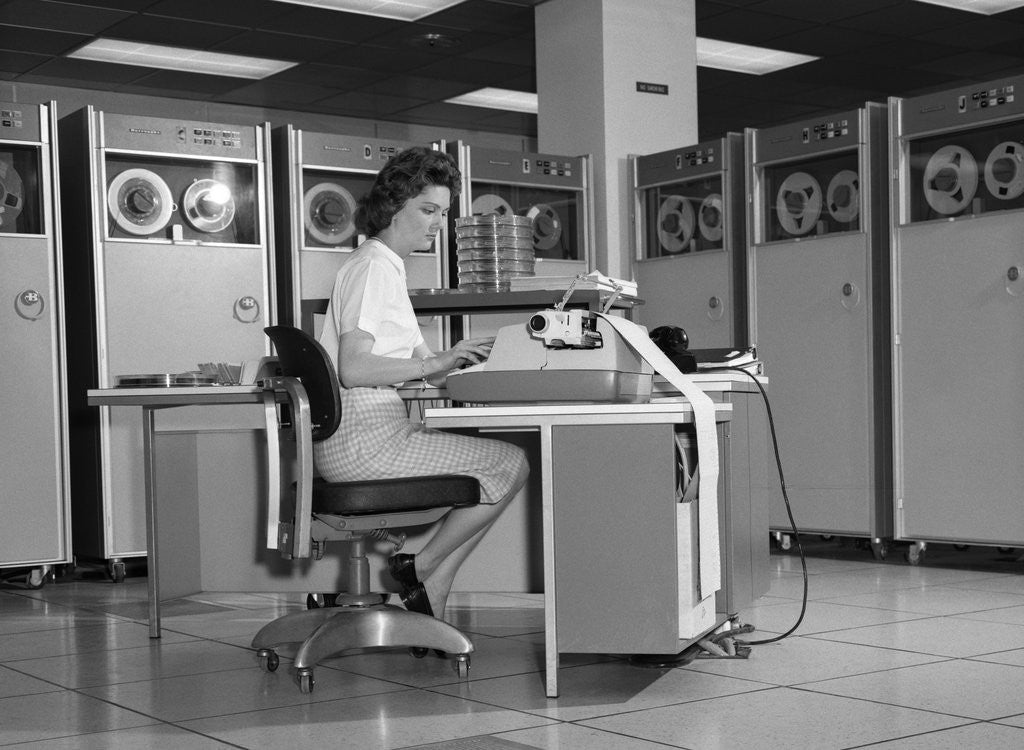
2 542 1024 749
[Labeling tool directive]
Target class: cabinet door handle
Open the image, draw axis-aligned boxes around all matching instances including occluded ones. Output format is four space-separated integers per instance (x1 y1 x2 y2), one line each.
15 289 46 321
234 295 262 323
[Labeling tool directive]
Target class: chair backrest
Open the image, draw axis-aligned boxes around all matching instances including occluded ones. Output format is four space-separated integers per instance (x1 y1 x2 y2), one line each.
264 326 342 442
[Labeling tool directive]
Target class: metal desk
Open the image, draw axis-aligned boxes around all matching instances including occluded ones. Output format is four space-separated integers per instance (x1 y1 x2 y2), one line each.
87 385 282 638
424 400 733 698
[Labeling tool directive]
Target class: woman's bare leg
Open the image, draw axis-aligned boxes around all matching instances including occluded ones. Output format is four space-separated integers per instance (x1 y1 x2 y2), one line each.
416 458 529 615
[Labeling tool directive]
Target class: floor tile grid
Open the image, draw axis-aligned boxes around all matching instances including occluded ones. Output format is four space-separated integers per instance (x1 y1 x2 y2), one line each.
2 549 1024 749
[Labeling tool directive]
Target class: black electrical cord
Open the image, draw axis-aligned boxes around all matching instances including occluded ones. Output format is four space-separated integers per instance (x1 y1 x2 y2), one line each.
703 364 808 646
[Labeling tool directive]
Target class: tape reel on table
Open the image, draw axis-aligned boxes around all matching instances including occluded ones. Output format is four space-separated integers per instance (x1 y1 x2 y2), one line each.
471 193 514 217
922 144 978 215
776 171 822 236
656 194 695 253
526 202 562 252
0 153 24 231
304 182 357 245
182 178 236 233
107 168 174 236
827 169 860 223
698 193 723 243
984 141 1024 201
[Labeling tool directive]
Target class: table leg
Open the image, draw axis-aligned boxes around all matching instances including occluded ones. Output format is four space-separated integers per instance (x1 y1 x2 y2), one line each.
540 424 559 698
142 407 161 638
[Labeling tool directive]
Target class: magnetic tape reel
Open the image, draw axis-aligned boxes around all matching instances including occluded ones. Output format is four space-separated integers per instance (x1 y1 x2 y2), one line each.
698 193 723 243
471 193 514 217
526 202 562 252
656 194 695 253
775 171 822 236
984 141 1024 201
826 169 860 223
922 144 978 215
107 168 174 236
0 154 24 231
182 178 236 233
304 182 357 245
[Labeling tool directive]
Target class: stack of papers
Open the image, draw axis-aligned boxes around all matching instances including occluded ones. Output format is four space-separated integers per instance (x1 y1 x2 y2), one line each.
509 271 638 297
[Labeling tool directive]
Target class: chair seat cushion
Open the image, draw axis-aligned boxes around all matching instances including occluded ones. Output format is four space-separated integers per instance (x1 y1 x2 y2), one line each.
312 474 480 516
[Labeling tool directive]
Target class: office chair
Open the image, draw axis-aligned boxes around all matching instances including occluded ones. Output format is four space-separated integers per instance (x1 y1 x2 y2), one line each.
252 325 478 694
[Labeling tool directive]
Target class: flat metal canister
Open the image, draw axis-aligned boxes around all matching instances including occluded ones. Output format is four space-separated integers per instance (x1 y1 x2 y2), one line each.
115 373 217 387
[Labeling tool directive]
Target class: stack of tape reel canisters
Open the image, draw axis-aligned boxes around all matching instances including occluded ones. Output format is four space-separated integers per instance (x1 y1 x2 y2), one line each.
454 213 535 292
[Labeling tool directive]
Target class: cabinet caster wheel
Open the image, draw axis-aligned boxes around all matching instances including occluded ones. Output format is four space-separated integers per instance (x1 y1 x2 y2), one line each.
297 669 315 694
26 568 48 589
108 560 126 584
870 541 888 561
453 654 470 678
905 542 926 566
409 646 428 658
257 649 279 672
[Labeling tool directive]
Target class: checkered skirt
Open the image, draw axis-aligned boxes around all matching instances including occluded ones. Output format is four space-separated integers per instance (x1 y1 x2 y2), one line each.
313 387 525 504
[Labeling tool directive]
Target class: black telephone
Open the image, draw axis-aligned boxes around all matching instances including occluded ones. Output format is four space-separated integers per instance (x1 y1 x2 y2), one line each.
649 325 697 373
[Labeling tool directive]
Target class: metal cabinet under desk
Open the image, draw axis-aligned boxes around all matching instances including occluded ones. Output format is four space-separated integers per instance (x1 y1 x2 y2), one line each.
425 400 737 697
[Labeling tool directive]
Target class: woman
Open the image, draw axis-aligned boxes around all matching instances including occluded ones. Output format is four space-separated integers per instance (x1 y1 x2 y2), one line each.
315 146 529 620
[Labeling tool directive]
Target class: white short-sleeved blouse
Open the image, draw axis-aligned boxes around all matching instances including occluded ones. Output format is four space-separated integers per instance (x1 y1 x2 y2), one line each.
318 239 425 382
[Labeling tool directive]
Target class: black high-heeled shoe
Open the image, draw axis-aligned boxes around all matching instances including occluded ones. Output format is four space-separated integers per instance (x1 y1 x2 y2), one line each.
399 582 434 618
388 553 420 592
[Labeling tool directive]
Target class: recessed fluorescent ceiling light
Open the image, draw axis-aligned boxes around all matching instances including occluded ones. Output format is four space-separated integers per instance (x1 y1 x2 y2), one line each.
696 37 817 75
446 88 538 114
272 0 463 21
68 39 296 79
914 0 1024 13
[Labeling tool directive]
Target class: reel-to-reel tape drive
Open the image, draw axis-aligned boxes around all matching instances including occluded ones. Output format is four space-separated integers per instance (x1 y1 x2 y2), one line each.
908 123 1024 223
105 157 257 244
632 134 747 349
889 75 1024 549
746 104 892 547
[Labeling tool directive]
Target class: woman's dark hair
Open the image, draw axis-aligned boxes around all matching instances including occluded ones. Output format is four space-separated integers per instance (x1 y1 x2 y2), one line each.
355 146 462 236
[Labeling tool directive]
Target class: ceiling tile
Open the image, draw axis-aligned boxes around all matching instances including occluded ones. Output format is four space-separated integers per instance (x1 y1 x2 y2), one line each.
259 6 401 44
144 0 285 26
697 8 817 46
0 48 48 74
913 49 1024 77
0 0 131 34
103 13 244 48
211 30 349 63
23 55 149 84
215 78 340 107
835 1 969 35
422 0 534 34
0 24 86 55
119 69 247 96
270 62 387 90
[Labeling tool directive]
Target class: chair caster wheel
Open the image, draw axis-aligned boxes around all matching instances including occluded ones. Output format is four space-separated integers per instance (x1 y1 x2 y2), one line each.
453 654 470 678
409 646 428 658
297 669 315 694
257 649 279 672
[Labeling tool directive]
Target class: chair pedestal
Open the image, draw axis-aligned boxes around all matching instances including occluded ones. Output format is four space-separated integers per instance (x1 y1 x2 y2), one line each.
252 603 474 669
